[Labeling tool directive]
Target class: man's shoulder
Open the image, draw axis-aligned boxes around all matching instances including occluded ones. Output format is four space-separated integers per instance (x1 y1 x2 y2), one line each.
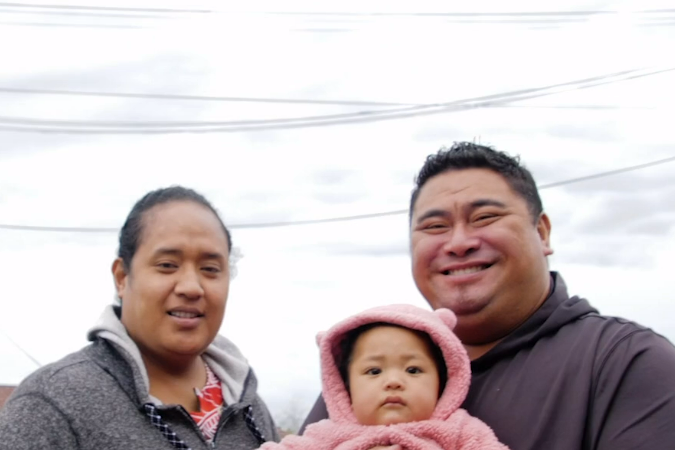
572 309 664 342
559 309 673 365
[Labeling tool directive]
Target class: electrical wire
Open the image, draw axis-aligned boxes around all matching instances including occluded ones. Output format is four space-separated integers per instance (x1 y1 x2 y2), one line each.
1 154 673 232
0 67 672 134
0 327 41 368
0 87 415 107
0 2 210 14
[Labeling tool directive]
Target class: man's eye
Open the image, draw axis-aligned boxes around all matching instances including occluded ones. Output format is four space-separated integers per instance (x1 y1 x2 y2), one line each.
475 213 499 222
202 266 220 273
158 262 177 269
406 366 422 374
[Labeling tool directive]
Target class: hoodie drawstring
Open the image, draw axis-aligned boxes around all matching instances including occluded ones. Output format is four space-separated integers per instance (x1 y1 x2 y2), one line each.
144 403 192 450
244 405 266 444
144 403 266 449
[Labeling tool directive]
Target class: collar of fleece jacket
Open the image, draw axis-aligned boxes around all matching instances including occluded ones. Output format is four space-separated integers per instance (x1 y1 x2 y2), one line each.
316 304 471 424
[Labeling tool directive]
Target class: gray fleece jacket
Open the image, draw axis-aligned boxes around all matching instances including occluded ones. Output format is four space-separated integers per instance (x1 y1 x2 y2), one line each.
0 306 279 450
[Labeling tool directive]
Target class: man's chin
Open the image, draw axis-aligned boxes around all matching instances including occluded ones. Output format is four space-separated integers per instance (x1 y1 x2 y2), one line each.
434 295 490 317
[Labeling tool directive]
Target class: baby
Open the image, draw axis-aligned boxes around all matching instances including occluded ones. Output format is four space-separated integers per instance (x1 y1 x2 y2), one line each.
261 304 508 450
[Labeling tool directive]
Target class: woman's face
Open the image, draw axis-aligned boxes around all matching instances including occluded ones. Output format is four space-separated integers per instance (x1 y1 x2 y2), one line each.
113 201 231 365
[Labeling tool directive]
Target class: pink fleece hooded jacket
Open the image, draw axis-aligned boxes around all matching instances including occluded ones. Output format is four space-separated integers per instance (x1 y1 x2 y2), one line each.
260 304 508 450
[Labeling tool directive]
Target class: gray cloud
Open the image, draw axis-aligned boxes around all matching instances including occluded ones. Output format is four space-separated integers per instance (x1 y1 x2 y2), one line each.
0 131 92 158
305 168 370 205
545 121 620 142
568 191 675 237
310 168 356 186
2 51 207 94
551 222 664 267
412 124 471 143
625 216 674 235
293 239 408 258
559 169 675 195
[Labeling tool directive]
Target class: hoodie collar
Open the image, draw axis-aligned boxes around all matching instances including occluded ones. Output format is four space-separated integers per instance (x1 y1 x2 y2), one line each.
87 305 252 405
471 272 598 372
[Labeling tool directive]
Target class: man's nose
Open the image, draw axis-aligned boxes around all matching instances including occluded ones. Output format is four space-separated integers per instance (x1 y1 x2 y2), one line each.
442 223 481 257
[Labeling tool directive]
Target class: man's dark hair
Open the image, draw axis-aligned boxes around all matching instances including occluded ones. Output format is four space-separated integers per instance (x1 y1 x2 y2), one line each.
409 142 543 223
337 323 448 398
117 186 232 272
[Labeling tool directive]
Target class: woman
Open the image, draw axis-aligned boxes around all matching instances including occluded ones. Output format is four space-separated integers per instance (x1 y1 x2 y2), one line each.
0 186 279 449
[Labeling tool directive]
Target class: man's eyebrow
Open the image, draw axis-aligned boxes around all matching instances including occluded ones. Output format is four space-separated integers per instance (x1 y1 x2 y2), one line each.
415 209 449 224
470 199 507 209
415 200 507 224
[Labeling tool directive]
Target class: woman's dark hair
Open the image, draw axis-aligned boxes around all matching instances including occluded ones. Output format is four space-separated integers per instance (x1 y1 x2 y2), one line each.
337 322 448 397
117 186 232 271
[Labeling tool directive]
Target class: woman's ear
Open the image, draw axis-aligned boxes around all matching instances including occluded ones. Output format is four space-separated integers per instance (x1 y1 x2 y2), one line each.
112 258 128 300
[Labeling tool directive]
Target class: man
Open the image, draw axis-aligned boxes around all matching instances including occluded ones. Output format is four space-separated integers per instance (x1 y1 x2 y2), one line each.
301 142 675 449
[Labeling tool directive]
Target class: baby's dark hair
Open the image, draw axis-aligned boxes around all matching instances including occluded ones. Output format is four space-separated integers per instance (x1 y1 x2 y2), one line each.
337 323 448 397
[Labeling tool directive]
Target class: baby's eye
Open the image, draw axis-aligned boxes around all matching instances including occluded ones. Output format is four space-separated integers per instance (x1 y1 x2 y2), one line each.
406 366 423 374
365 368 382 375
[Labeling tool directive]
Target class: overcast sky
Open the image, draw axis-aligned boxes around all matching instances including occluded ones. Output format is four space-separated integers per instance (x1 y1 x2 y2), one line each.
1 0 674 425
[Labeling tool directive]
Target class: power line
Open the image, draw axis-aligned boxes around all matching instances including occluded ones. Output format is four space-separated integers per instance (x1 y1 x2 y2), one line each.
536 154 675 189
1 6 671 32
0 327 41 368
3 4 672 16
0 2 210 14
0 87 667 111
1 154 673 233
0 87 415 107
0 20 145 29
258 10 675 17
0 7 182 19
1 67 672 134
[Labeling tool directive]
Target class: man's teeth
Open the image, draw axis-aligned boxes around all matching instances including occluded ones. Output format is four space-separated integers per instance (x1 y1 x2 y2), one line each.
169 311 200 319
444 265 489 276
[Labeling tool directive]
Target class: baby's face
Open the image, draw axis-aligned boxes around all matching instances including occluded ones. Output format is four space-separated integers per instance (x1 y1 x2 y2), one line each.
348 326 440 426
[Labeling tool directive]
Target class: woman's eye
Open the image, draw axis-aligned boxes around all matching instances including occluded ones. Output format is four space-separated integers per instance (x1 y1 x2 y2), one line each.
365 368 382 375
406 366 422 374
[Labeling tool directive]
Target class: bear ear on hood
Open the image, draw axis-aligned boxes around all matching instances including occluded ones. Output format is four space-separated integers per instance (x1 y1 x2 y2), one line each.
435 308 457 330
316 331 326 347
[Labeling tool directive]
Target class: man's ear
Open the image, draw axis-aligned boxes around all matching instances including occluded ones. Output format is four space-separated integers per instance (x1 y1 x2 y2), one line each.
112 258 128 300
537 213 554 256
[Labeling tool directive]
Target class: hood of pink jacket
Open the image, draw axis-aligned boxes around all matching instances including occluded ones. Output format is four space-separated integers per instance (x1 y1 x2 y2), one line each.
316 304 471 424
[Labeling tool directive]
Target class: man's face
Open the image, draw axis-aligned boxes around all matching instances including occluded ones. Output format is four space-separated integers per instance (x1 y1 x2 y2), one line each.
410 168 552 345
113 201 231 365
348 326 440 426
